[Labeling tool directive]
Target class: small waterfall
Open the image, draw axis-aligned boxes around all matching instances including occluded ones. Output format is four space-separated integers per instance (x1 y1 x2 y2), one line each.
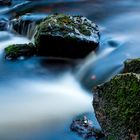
10 13 47 39
10 19 37 38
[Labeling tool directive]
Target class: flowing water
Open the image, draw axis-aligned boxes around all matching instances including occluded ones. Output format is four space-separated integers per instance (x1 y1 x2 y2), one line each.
0 0 140 140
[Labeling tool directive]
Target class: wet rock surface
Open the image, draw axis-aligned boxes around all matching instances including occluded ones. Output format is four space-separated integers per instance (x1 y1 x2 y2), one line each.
123 58 140 74
70 116 104 139
6 14 100 60
34 14 100 59
5 43 35 60
93 73 140 140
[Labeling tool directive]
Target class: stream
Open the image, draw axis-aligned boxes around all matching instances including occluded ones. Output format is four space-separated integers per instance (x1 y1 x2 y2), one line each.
0 0 140 140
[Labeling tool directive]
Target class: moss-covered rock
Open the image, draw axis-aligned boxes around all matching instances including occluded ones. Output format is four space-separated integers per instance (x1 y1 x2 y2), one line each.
34 14 100 59
93 73 140 140
5 43 35 60
123 58 140 74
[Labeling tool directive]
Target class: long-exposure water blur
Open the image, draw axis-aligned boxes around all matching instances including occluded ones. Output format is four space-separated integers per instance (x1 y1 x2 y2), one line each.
0 0 140 140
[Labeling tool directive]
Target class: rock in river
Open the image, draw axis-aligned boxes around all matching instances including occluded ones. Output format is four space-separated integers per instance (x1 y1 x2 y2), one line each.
93 73 140 140
70 116 104 139
34 14 100 59
5 43 35 60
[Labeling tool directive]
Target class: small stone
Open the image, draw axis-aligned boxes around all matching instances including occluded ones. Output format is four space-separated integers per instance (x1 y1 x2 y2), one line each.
4 43 35 60
70 116 104 139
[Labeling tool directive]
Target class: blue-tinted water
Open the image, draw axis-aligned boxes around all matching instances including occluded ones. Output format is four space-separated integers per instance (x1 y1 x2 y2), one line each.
0 0 140 139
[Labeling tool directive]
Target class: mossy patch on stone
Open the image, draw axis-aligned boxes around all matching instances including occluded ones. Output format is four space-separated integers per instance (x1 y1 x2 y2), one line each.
36 14 95 37
5 43 35 60
93 73 140 140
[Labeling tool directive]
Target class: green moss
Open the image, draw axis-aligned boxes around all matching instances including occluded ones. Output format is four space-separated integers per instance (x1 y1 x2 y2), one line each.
107 136 116 140
105 74 140 124
36 14 92 37
37 14 73 33
5 43 35 60
5 45 20 56
95 73 140 139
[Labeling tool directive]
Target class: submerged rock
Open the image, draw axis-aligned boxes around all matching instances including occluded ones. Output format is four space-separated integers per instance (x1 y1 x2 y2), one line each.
34 14 100 59
123 58 140 74
5 43 35 60
0 0 12 6
93 73 140 140
70 116 104 139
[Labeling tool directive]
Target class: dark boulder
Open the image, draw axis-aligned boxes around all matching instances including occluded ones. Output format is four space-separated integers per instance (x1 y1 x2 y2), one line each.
93 73 140 140
34 14 100 59
5 43 35 60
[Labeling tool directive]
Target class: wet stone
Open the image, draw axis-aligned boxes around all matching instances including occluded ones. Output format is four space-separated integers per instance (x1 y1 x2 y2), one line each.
123 58 140 74
34 14 100 59
70 116 104 139
4 43 35 60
